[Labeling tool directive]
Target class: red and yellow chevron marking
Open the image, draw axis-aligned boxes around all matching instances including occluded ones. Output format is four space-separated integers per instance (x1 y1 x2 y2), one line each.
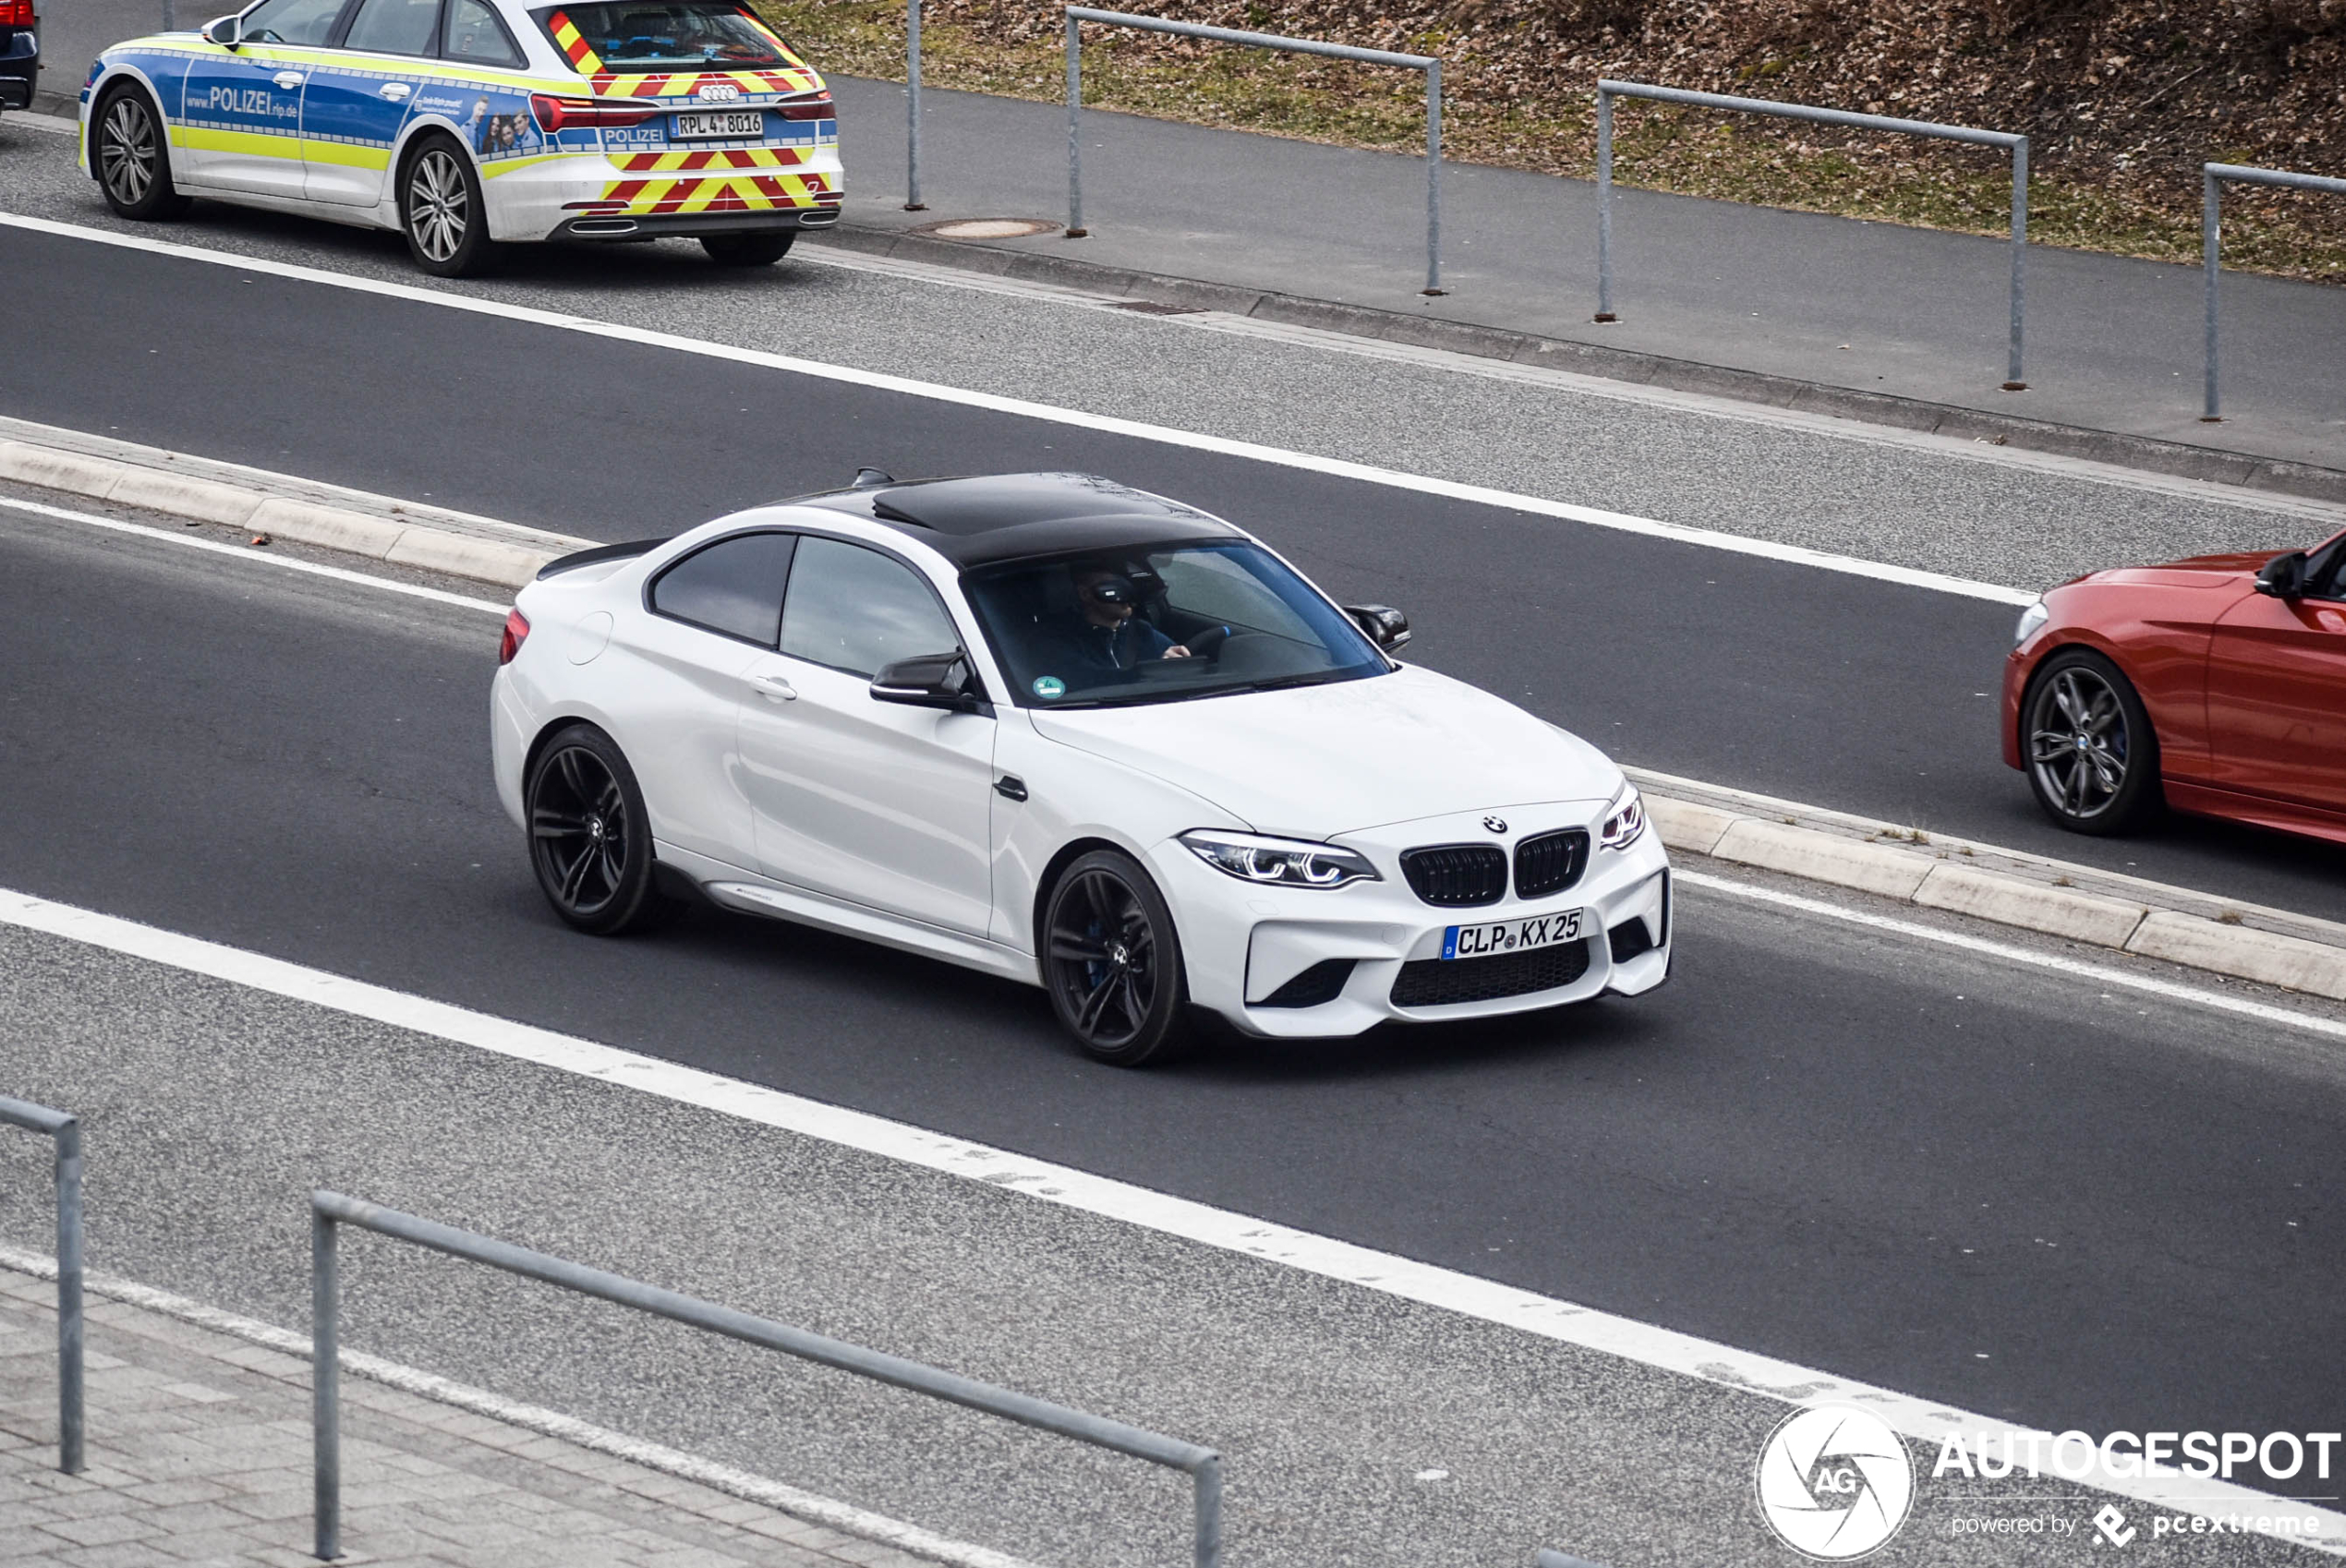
584 68 818 97
609 147 807 172
546 10 604 73
598 170 836 214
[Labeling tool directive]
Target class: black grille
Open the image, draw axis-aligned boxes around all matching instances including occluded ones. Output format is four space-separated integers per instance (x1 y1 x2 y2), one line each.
1390 939 1592 1007
1257 959 1355 1008
1513 828 1590 899
1399 844 1508 907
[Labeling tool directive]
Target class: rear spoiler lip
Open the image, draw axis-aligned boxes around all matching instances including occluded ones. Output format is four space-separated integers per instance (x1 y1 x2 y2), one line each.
536 537 671 580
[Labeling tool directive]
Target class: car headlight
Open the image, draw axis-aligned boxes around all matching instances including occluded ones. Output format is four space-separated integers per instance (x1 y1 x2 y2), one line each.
1179 830 1380 888
1600 785 1647 851
2014 598 2050 646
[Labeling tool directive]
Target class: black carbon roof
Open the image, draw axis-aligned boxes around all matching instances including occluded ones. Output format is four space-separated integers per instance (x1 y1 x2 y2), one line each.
797 472 1242 566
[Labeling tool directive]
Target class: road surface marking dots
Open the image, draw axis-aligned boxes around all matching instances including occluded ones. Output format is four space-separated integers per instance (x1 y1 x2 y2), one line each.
0 1244 1038 1568
0 493 509 615
0 883 2335 1550
0 211 2031 608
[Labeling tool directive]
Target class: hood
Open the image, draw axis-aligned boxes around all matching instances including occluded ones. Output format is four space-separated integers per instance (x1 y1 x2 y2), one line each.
2068 550 2278 592
1030 664 1623 837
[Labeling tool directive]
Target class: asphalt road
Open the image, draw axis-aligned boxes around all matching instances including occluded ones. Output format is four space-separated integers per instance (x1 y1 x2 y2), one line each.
2 210 2343 928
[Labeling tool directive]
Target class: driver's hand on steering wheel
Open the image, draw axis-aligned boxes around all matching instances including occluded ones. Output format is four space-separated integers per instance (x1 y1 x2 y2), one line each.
1162 645 1191 659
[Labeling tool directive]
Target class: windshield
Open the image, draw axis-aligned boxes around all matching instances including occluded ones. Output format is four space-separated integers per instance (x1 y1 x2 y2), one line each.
534 2 800 69
962 541 1387 709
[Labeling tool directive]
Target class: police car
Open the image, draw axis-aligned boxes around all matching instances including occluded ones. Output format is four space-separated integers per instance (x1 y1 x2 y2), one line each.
79 0 841 274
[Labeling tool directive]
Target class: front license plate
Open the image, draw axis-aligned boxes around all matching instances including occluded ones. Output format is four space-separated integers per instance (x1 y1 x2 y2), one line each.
1442 910 1585 960
672 110 765 139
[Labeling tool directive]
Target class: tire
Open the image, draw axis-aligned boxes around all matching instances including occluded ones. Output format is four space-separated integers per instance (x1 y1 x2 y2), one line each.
399 136 500 277
701 230 795 266
2021 647 2162 835
1041 850 1191 1067
92 85 192 220
526 725 661 934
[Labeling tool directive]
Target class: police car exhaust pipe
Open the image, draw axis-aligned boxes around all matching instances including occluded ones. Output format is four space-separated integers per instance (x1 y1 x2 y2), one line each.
570 219 639 236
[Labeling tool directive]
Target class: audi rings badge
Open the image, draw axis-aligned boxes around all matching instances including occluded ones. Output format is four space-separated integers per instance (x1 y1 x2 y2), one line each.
1754 1405 1915 1560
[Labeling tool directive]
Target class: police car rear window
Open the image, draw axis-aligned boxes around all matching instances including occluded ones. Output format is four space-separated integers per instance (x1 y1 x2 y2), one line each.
533 2 796 71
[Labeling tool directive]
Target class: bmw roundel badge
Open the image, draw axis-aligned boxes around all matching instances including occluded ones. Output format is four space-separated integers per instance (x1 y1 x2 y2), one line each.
1483 815 1507 834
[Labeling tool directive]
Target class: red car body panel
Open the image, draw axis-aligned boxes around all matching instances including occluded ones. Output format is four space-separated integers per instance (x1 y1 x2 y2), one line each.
2002 536 2346 846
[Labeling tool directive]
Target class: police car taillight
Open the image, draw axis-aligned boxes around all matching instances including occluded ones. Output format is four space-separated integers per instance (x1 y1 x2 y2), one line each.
529 94 659 132
775 92 832 121
499 609 530 665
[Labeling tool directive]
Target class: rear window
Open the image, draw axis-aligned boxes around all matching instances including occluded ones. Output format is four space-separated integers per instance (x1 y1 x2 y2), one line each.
533 2 802 71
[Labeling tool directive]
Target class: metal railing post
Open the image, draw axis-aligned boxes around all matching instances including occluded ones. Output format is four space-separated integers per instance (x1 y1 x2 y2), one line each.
904 0 924 210
2203 166 2221 420
312 1204 341 1562
2003 136 2028 390
1065 14 1085 236
1192 1453 1221 1568
1422 60 1442 295
1594 87 1614 321
1 1094 84 1476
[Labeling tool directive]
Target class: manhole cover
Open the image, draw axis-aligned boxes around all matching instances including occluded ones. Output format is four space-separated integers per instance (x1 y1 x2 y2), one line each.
915 217 1060 240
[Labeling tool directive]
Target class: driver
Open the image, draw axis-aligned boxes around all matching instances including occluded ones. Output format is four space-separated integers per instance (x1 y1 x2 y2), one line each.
1063 568 1191 670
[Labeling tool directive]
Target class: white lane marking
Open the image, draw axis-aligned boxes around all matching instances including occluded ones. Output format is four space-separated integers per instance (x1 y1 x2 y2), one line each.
2 884 2337 1551
0 211 2032 608
0 1247 1040 1568
0 493 508 615
1677 868 2346 1043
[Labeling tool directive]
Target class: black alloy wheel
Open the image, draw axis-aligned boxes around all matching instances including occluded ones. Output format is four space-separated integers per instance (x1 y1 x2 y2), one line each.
526 725 659 934
701 230 795 266
400 137 499 277
1042 850 1190 1066
94 86 192 220
2023 648 2161 835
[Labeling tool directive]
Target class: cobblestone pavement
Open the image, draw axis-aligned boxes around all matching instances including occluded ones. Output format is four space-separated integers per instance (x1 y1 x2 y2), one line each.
0 1268 939 1568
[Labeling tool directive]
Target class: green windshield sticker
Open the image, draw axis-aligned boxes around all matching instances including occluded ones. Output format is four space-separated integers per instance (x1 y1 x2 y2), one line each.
1032 676 1066 699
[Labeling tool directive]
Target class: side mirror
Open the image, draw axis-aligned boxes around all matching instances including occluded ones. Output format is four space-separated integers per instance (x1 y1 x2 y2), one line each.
2255 551 2308 598
1343 603 1411 653
203 14 245 45
871 651 984 711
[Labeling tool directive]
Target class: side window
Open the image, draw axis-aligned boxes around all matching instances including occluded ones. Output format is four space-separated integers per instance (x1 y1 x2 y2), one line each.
441 0 524 65
340 0 442 54
239 0 349 45
780 537 961 678
648 532 796 645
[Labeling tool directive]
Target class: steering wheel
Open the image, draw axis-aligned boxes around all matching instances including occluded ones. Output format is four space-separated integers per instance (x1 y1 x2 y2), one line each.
1183 624 1233 659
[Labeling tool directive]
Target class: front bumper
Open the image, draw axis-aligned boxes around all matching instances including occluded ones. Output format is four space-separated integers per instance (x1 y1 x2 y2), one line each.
1151 809 1675 1039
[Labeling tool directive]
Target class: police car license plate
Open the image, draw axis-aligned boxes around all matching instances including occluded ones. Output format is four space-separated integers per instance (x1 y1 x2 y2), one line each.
672 110 765 139
1442 910 1585 960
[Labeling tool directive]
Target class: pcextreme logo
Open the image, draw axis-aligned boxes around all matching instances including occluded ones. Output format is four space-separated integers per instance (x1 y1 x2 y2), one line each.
1755 1405 1917 1560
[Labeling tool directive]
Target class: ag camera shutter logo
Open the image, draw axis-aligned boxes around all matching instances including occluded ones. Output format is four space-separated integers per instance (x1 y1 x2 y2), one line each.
1754 1405 1915 1560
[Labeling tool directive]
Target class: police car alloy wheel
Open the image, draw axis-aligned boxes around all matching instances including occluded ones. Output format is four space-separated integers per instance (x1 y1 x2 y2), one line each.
93 86 190 222
1043 850 1191 1067
401 139 498 279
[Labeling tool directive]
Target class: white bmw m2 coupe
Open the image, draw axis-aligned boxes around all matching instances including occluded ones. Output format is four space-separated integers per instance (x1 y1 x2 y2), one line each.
490 472 1671 1064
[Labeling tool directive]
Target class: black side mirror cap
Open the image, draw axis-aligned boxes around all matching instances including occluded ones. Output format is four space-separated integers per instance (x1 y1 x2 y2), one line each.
870 652 986 712
1343 603 1411 652
2256 550 2309 598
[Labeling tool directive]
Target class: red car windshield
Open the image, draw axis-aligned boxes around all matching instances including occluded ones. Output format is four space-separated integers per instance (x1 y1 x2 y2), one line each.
534 2 797 70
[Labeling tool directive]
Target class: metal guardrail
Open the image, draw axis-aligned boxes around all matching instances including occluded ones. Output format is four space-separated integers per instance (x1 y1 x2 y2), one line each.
1063 7 1445 294
1 1094 84 1475
308 1191 1225 1565
1534 1550 1607 1568
2200 162 2346 421
1596 79 2032 390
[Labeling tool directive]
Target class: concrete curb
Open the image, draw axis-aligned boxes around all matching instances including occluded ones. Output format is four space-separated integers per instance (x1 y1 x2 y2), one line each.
808 223 2346 510
8 422 2345 1009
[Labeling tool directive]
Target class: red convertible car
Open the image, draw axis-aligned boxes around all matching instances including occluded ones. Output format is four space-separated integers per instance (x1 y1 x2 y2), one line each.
2004 531 2346 842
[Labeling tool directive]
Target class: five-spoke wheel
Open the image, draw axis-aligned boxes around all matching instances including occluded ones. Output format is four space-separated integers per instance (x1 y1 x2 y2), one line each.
1042 850 1189 1066
94 86 191 221
2023 648 2159 834
526 726 659 933
401 138 498 277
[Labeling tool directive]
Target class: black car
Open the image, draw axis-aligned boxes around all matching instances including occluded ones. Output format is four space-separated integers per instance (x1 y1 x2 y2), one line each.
0 0 36 114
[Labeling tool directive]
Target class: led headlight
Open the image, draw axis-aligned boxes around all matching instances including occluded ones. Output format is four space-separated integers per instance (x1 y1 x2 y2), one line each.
2014 598 2050 646
1179 830 1379 888
1600 785 1647 851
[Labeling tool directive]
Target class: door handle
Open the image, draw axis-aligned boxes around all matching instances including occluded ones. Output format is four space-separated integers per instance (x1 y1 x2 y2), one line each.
750 673 797 702
378 81 412 99
272 70 304 89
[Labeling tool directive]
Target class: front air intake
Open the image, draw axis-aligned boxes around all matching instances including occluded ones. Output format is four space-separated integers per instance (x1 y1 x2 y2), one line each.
1399 844 1507 907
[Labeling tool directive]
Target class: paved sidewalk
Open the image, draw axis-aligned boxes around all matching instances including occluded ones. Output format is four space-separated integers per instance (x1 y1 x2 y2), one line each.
822 77 2346 476
0 1266 945 1568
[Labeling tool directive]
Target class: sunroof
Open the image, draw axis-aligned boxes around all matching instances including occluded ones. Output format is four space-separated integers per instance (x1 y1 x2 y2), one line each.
868 473 1195 536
